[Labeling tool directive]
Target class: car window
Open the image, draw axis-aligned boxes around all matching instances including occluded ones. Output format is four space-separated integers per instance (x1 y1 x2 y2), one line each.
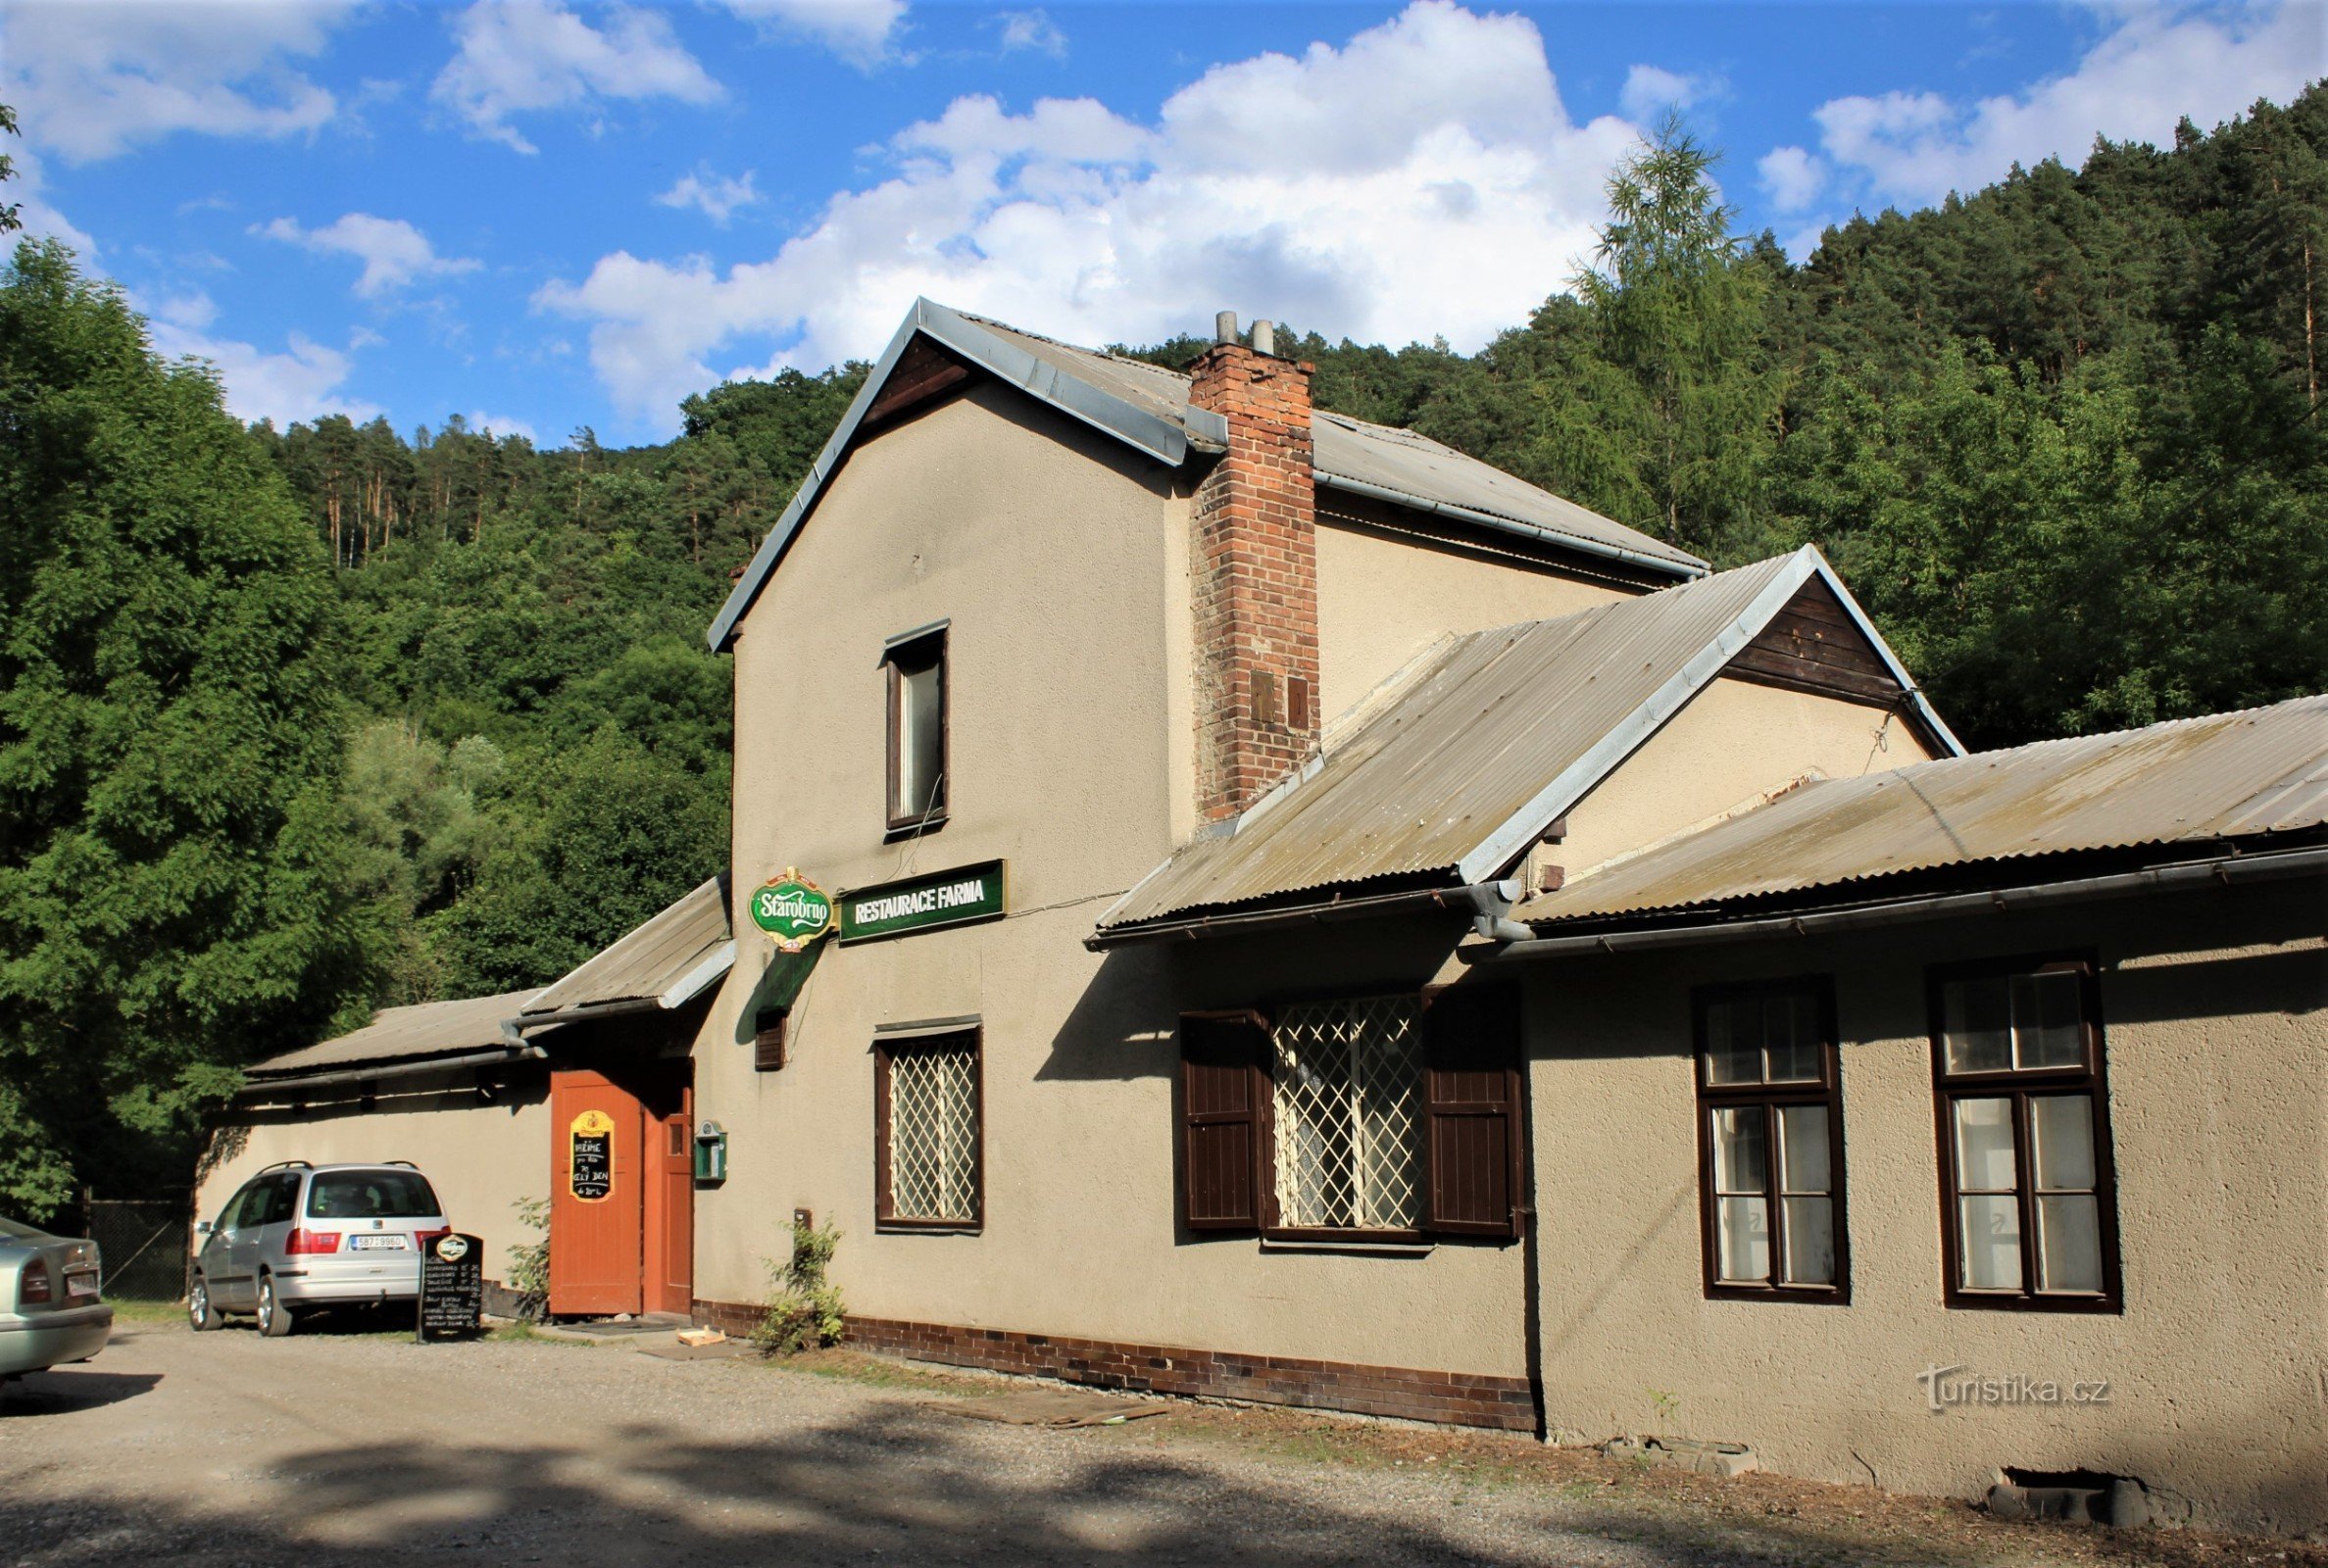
306 1170 441 1220
262 1171 304 1225
217 1183 258 1232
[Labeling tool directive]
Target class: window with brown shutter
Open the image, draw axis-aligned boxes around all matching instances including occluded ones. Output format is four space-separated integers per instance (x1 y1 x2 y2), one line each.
1178 1011 1268 1234
1419 983 1524 1239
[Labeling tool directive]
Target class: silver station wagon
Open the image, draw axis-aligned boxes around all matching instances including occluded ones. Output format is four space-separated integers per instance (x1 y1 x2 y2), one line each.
191 1162 449 1337
1 1217 111 1400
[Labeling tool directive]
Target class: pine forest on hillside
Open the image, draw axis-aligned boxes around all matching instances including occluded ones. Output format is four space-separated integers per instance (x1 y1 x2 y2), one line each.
0 89 2321 1215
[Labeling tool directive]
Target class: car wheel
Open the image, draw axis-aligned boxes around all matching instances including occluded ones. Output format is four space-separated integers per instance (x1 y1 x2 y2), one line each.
188 1276 223 1332
256 1275 295 1338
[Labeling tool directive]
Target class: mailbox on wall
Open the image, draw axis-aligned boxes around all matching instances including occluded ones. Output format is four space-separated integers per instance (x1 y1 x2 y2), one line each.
693 1121 727 1185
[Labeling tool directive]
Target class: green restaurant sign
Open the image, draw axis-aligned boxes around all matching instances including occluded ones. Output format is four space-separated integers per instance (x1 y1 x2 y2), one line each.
749 870 834 953
840 860 1007 944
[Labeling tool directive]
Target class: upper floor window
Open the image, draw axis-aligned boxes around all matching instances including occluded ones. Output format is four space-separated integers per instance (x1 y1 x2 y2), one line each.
885 625 947 833
1931 957 2120 1311
1694 980 1847 1300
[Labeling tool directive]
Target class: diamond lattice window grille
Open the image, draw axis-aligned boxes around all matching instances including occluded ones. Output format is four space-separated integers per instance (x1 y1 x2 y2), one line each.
1272 996 1423 1230
888 1040 978 1222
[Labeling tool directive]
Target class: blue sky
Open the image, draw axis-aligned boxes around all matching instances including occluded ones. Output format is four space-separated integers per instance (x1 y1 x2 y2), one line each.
4 1 2319 445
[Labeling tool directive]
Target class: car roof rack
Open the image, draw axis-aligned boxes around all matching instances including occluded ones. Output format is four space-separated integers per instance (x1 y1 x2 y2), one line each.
255 1160 313 1175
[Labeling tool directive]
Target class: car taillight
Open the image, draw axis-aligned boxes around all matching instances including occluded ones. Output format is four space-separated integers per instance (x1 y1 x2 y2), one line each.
284 1228 341 1254
412 1227 451 1251
18 1258 52 1305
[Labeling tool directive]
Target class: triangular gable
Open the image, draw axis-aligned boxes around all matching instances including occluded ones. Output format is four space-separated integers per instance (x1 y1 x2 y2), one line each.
707 299 1218 652
1091 546 1959 942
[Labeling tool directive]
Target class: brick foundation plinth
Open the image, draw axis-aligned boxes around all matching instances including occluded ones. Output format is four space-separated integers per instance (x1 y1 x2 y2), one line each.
691 1299 1535 1432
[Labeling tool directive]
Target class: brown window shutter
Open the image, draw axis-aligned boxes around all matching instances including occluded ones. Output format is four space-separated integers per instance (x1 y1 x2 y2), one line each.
1179 1011 1269 1233
1420 983 1524 1239
754 1009 788 1071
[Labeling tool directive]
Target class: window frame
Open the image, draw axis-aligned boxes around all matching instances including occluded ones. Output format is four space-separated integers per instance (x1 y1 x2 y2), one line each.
872 1025 984 1234
883 626 949 837
1927 954 2122 1314
1263 990 1430 1243
1691 977 1851 1304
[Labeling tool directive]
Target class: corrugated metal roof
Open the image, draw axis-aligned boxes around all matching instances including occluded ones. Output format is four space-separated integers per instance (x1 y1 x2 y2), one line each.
1309 412 1704 573
964 315 1705 574
248 990 541 1077
1516 695 2328 925
711 299 1705 650
521 874 733 1016
1099 552 1867 933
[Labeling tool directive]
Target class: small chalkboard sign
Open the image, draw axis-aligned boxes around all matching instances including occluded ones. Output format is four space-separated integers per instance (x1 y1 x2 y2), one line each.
570 1108 615 1201
416 1232 484 1343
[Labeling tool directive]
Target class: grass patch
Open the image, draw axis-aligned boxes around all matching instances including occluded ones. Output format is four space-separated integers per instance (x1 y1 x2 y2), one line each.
770 1348 984 1397
105 1299 186 1326
486 1321 594 1348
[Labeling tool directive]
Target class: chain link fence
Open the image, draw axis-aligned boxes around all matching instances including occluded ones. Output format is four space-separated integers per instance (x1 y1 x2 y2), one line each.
85 1198 190 1301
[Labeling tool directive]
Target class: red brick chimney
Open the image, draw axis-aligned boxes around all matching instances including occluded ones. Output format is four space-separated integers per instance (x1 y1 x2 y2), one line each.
1188 315 1319 822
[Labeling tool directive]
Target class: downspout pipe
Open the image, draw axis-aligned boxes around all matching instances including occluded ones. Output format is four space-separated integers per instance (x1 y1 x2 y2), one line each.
1461 846 2328 965
1087 879 1523 951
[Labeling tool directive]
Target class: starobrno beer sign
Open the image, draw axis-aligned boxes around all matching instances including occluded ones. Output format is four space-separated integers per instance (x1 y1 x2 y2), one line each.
750 869 834 953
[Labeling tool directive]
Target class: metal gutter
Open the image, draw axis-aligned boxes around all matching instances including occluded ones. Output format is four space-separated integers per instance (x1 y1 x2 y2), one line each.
1460 846 2328 964
237 1045 547 1100
1313 470 1706 581
503 995 668 1039
1088 879 1520 951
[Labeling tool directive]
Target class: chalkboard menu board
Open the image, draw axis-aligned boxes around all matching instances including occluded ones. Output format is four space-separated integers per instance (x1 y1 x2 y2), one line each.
417 1232 485 1343
569 1108 615 1201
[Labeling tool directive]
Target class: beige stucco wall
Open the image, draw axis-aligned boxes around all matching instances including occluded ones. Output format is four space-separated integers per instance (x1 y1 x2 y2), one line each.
196 1072 551 1288
1524 880 2327 1536
1555 675 1943 882
700 386 1526 1378
1314 515 1633 719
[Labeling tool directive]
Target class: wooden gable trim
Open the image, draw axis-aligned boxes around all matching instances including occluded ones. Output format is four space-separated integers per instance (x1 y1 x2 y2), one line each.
861 336 977 430
1724 576 1949 753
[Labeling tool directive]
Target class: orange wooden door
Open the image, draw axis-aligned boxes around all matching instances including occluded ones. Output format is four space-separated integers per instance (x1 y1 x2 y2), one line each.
549 1070 643 1316
641 1074 694 1316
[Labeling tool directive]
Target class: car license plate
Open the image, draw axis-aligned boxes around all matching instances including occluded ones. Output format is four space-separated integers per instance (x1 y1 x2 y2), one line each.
349 1235 409 1250
65 1273 98 1298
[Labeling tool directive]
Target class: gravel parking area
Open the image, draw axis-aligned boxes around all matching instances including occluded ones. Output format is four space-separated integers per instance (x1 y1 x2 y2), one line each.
0 1314 2313 1567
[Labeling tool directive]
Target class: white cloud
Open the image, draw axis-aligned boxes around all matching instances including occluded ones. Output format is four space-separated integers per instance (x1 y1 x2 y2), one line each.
655 167 763 224
719 0 908 69
457 410 541 444
0 0 351 165
3 142 98 256
260 213 481 298
997 9 1066 61
537 1 1645 432
432 0 723 154
1757 144 1825 213
1809 3 2322 208
147 318 381 427
151 288 219 330
1618 64 1721 122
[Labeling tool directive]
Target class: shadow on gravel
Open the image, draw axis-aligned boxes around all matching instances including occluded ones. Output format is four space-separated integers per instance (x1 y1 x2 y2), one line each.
1 1369 161 1417
0 1396 1991 1568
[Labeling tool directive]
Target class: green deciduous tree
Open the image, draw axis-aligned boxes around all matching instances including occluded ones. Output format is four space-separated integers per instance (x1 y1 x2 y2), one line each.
0 242 382 1216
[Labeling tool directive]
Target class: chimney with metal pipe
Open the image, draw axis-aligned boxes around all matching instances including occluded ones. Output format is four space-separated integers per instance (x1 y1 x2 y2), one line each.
1214 310 1239 345
1252 319 1276 356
